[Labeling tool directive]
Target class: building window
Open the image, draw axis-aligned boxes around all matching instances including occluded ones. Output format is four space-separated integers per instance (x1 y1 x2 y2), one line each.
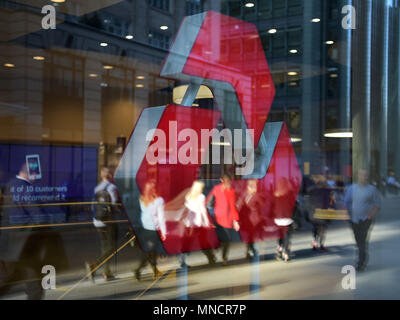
44 53 84 98
260 33 271 58
287 0 302 16
271 68 302 97
287 70 301 96
150 0 170 11
243 0 257 20
79 12 130 38
261 27 303 58
287 27 302 53
148 30 171 50
258 0 272 19
228 0 242 17
272 71 286 96
328 71 340 98
222 0 303 19
272 1 286 18
329 0 340 20
272 32 285 58
186 0 203 15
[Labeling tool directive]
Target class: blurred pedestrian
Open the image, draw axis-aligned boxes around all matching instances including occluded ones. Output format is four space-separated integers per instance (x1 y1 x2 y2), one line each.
86 167 120 283
272 177 296 262
307 175 332 251
182 181 216 266
134 180 167 280
0 162 44 299
344 169 381 271
236 179 266 260
206 174 240 265
386 171 400 195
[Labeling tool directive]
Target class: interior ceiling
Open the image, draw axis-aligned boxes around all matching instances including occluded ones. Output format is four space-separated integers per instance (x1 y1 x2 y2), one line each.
0 0 125 41
11 0 125 16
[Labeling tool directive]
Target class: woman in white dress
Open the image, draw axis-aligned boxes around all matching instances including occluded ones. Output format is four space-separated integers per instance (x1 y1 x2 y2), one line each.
134 180 167 280
178 181 216 267
183 181 212 229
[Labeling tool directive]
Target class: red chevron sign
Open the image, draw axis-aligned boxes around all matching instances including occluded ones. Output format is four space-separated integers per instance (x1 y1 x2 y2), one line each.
114 11 302 254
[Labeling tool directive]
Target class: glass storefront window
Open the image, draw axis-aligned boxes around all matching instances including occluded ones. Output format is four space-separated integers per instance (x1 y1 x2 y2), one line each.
0 0 399 302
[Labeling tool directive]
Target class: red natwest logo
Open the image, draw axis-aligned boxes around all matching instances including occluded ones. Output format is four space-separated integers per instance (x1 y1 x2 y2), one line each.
114 11 302 254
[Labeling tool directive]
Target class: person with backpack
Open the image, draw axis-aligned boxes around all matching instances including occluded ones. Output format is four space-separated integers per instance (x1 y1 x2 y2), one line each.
85 167 119 283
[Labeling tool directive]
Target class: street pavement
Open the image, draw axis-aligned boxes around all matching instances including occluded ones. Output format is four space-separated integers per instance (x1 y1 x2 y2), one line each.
2 195 400 300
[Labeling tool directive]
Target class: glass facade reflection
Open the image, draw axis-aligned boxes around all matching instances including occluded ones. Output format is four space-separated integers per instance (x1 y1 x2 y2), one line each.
0 0 399 300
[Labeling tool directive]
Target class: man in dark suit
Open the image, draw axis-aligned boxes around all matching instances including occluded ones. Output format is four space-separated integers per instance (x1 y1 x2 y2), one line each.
0 162 44 299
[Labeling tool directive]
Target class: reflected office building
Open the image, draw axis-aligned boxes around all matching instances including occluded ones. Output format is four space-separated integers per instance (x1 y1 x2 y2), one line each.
0 0 400 300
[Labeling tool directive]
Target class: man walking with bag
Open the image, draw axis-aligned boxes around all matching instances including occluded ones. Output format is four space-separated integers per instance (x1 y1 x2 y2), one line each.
86 167 120 282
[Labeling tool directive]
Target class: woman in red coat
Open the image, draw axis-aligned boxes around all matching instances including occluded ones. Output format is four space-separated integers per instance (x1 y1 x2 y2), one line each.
206 174 240 265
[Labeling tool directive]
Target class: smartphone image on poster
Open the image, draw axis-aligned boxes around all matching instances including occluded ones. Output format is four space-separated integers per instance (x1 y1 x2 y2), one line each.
26 154 42 180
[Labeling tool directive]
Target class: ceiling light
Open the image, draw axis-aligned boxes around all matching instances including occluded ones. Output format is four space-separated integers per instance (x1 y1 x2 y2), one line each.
33 56 45 61
291 137 302 143
136 84 144 88
100 42 108 47
137 76 145 80
326 40 334 45
160 26 168 30
288 72 298 76
330 74 339 78
324 130 353 138
125 35 134 40
268 28 277 34
289 49 298 54
89 73 98 78
311 18 321 23
51 0 65 3
103 65 113 70
245 2 255 8
4 63 15 68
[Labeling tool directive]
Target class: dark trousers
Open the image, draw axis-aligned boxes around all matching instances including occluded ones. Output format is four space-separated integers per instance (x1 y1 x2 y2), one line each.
215 225 235 262
312 223 328 246
136 229 164 274
95 224 118 276
0 232 46 299
277 225 293 255
351 219 373 268
137 251 158 272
